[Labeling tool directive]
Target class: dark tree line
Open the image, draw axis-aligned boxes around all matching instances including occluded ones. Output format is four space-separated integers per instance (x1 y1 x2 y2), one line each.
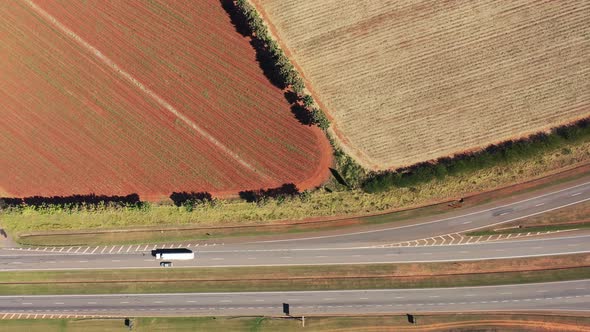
239 183 299 203
363 118 590 193
226 0 330 131
0 193 143 210
170 191 214 207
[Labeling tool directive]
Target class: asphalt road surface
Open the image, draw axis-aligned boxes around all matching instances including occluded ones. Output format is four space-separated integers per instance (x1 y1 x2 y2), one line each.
0 280 587 316
256 179 590 247
0 234 588 271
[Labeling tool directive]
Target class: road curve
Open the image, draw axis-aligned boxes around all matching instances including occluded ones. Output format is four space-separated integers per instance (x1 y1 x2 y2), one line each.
0 280 587 316
252 179 590 247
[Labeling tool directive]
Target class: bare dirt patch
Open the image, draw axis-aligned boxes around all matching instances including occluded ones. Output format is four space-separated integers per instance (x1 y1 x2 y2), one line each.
0 1 330 199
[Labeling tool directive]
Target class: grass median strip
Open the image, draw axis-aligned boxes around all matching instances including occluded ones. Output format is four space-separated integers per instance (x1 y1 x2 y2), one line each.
1 254 588 295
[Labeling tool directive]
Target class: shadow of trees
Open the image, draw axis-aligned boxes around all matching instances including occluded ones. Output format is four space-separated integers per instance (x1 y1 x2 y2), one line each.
239 183 299 203
219 0 331 130
220 0 286 89
285 91 313 126
169 191 213 207
0 193 142 210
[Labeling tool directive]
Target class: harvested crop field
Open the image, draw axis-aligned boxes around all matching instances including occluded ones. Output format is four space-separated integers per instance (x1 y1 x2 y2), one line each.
255 0 590 169
0 1 331 200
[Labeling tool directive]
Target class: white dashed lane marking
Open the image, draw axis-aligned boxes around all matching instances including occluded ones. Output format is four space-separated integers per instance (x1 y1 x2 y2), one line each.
4 294 590 318
4 243 225 255
377 229 576 248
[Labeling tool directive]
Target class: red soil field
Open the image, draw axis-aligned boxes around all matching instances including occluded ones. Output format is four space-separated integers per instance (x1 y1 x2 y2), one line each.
0 1 331 200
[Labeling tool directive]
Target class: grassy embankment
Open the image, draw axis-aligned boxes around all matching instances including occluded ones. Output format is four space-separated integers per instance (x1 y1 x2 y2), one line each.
467 200 590 236
2 314 590 332
4 142 590 246
0 254 588 295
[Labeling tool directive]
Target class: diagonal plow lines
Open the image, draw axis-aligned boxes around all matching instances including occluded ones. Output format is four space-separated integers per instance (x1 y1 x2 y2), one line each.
21 0 268 180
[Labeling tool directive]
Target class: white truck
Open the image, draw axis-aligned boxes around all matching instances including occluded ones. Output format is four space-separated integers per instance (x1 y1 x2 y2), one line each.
154 248 195 260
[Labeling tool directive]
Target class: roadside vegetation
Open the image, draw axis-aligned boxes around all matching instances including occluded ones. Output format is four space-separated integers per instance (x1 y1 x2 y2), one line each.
2 314 589 332
0 254 587 295
234 0 331 131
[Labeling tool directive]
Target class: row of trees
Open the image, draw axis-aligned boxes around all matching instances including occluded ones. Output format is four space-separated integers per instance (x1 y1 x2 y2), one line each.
234 0 330 131
239 183 300 206
0 193 147 212
169 191 217 212
363 118 590 193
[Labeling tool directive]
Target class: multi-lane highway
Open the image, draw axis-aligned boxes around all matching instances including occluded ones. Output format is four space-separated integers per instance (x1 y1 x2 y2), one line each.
0 281 587 316
0 177 589 316
0 235 589 271
1 178 589 271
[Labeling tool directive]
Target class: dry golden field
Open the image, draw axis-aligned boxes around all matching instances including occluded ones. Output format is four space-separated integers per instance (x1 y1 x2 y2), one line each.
255 0 590 170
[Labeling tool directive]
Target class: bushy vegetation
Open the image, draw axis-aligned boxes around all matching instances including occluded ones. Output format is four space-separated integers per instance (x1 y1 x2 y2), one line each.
169 192 217 212
0 194 149 214
327 136 366 189
234 0 330 132
363 118 590 193
239 183 301 206
232 0 367 193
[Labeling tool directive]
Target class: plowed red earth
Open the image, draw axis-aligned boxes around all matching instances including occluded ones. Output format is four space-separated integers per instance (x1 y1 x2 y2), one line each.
0 1 331 200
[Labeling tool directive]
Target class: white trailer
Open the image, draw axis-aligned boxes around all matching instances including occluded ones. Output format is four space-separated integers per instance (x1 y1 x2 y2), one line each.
155 249 194 260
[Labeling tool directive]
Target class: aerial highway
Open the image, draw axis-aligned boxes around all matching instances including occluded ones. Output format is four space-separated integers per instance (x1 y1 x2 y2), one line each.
0 281 587 316
0 177 589 316
0 178 589 271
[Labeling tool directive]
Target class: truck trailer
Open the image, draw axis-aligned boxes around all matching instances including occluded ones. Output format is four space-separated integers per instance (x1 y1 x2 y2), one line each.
153 248 195 260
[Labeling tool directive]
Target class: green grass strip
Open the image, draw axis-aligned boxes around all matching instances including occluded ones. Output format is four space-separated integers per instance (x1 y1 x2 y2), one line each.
0 265 588 295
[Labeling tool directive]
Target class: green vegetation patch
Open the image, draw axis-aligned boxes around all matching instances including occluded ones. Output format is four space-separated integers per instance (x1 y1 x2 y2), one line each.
1 259 588 295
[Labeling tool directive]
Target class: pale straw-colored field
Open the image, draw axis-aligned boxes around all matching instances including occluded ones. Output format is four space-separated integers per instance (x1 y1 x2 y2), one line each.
255 0 590 169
